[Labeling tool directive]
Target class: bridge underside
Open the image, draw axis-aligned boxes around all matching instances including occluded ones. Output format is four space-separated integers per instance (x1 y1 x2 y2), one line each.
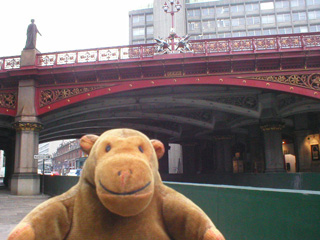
38 84 318 143
35 83 320 178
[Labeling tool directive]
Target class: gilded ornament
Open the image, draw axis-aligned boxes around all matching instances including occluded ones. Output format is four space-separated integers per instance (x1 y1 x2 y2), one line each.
0 92 17 109
213 135 233 140
12 122 43 131
260 123 285 132
249 73 320 91
40 86 104 107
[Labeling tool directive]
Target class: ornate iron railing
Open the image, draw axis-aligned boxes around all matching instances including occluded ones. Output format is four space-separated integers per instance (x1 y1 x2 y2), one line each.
1 32 320 71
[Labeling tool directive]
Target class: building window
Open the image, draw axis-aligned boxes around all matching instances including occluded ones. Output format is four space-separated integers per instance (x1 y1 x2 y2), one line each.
216 6 229 14
263 28 277 35
294 25 308 33
308 10 320 20
310 24 320 31
262 15 276 24
277 13 291 23
217 18 230 27
291 0 305 7
133 15 145 24
203 33 216 39
190 35 204 40
146 26 153 35
245 3 259 12
188 21 201 31
307 0 320 5
202 7 214 16
133 40 145 44
188 9 201 17
260 1 274 10
146 14 153 22
248 29 262 36
233 31 247 37
247 16 261 25
292 12 307 21
232 17 245 27
133 27 145 37
231 4 244 13
279 27 293 34
217 32 231 38
202 20 215 30
275 1 290 8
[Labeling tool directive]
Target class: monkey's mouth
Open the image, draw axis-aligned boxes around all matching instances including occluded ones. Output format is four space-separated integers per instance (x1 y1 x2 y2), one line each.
99 180 151 196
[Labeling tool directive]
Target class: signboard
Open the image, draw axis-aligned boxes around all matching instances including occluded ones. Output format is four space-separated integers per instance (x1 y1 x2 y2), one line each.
34 154 51 160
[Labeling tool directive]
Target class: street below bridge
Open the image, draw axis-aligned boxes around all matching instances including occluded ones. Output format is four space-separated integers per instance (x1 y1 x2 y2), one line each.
0 181 49 240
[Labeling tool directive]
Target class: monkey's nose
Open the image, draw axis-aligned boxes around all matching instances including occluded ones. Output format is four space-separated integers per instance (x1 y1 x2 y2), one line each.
118 170 132 187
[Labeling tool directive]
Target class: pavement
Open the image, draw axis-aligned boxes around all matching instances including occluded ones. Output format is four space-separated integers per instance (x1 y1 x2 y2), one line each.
0 182 50 240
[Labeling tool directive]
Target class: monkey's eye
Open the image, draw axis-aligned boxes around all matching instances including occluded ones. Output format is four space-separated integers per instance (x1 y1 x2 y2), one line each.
106 145 111 152
138 146 144 153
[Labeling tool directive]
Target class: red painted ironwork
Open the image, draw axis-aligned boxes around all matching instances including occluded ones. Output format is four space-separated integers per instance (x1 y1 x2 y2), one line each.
0 33 320 116
1 33 320 71
35 73 320 115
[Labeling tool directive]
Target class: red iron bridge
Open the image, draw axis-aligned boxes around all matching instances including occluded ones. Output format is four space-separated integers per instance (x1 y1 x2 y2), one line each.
1 32 319 117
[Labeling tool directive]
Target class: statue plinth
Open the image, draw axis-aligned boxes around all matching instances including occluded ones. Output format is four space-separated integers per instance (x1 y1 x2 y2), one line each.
21 49 40 67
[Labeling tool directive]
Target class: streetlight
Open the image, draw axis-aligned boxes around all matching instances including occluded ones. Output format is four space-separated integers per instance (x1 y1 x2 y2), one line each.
162 0 182 51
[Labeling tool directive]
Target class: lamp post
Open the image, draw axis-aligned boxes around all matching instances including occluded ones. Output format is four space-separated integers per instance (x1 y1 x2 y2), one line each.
162 0 181 51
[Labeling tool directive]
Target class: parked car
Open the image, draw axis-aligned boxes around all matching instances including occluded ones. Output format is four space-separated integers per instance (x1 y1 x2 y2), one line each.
51 171 60 176
67 169 82 176
43 170 52 175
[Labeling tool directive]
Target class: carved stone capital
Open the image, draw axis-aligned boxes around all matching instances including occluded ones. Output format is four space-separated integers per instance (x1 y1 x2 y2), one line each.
12 122 43 131
260 122 285 132
213 135 234 140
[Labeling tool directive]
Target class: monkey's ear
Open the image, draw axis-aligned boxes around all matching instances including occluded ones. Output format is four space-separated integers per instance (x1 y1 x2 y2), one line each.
80 135 99 154
151 140 165 160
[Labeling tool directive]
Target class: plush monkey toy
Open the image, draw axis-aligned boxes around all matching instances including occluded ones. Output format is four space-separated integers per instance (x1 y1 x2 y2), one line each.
8 128 225 240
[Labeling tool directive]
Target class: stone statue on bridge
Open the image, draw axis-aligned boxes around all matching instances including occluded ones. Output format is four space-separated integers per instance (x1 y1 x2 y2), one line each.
24 19 42 50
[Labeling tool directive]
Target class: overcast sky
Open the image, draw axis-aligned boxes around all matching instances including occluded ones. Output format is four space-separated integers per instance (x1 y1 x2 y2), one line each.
1 0 153 57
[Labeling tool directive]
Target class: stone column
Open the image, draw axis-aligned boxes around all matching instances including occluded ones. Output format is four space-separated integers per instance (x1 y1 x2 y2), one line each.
249 125 264 173
260 123 286 172
158 141 169 174
11 79 42 195
293 114 311 172
181 142 197 174
294 130 310 172
223 139 233 173
214 140 225 173
213 135 233 173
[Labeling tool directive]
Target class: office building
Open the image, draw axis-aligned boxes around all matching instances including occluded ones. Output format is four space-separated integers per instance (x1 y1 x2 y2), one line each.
129 0 320 44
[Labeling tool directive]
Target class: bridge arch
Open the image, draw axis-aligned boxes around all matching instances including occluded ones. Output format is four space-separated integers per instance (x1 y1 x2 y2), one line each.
36 74 320 116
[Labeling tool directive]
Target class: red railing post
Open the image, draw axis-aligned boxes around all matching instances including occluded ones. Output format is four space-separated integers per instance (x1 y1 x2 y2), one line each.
228 39 232 54
277 36 281 51
205 41 208 55
301 34 306 50
140 45 144 59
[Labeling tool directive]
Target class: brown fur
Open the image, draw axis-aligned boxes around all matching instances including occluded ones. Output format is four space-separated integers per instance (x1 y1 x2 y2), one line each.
8 128 225 240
